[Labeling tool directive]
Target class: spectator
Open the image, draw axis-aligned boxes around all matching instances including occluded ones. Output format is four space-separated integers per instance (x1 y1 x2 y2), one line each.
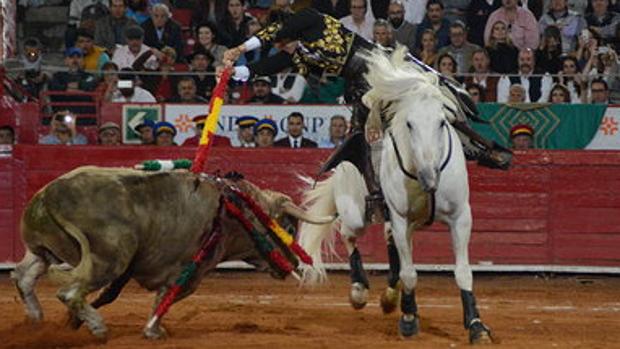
182 114 232 146
167 77 209 103
112 25 159 69
340 0 374 41
373 19 394 47
254 118 278 147
15 37 48 100
535 26 563 74
507 83 526 102
99 61 119 100
236 17 278 65
319 114 347 148
248 76 285 104
138 46 178 101
557 56 585 102
217 0 254 47
539 0 586 54
235 115 259 147
194 22 227 67
387 0 417 53
109 68 157 102
583 43 619 89
585 0 620 40
274 112 318 148
0 125 15 145
39 111 88 145
153 121 178 146
141 4 185 61
126 0 149 24
497 48 553 102
75 27 110 73
272 68 308 103
66 0 110 47
548 83 573 103
49 47 97 92
415 0 451 50
135 119 155 144
299 75 346 104
94 0 138 54
438 20 480 74
484 0 539 50
466 82 485 102
589 77 610 103
191 0 227 27
311 0 350 19
98 121 122 145
188 47 217 101
466 0 501 47
417 29 439 65
510 124 534 150
436 52 460 82
464 48 499 101
485 20 519 74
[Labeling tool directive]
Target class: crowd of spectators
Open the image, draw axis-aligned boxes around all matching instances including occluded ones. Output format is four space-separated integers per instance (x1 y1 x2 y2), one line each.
4 0 620 148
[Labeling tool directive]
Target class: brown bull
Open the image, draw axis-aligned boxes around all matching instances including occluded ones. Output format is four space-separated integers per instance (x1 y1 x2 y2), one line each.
11 166 330 339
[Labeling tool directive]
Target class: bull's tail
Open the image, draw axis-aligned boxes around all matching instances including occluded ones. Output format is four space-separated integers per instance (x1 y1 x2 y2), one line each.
46 207 93 287
297 172 338 285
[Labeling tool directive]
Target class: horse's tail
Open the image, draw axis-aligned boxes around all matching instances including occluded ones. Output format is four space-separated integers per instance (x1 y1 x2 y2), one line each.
297 170 339 285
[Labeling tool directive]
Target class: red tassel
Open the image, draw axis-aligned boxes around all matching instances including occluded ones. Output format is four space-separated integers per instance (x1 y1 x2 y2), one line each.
269 250 293 274
290 242 313 265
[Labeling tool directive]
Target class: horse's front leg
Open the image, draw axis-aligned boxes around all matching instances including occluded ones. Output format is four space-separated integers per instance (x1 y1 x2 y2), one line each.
380 223 401 314
390 214 420 338
449 205 493 344
340 230 369 310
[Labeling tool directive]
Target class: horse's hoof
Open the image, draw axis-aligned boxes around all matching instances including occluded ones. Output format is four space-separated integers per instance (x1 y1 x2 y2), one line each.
143 325 168 340
380 286 400 314
469 320 493 345
398 314 419 338
349 282 368 310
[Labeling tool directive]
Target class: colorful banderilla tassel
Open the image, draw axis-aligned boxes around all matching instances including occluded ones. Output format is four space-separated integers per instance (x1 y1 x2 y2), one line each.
223 198 294 276
135 159 193 171
191 68 231 174
229 186 313 265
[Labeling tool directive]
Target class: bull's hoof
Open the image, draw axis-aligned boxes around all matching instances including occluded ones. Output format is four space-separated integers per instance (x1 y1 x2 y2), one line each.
143 324 168 340
380 286 400 314
89 324 109 341
398 314 419 338
349 282 368 310
469 319 493 345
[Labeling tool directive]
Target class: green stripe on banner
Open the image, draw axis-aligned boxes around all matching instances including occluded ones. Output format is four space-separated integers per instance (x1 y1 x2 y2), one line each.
473 103 607 149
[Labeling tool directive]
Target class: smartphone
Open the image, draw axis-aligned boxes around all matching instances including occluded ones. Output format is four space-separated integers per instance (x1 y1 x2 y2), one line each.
598 46 610 55
117 80 133 89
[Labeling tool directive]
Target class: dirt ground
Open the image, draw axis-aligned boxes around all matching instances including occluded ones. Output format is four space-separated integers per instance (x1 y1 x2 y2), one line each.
1 271 619 349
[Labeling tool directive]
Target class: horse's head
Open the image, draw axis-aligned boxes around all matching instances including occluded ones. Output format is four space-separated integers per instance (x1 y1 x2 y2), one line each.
362 45 458 193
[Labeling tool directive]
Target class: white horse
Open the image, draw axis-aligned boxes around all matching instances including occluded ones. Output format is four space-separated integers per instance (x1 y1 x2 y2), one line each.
300 46 493 344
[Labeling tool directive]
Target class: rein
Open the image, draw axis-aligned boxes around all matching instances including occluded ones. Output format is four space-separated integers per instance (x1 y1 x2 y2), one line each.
387 123 453 226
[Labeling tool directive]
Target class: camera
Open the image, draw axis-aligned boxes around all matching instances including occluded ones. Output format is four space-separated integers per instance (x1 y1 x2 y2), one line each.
597 46 611 55
54 114 74 124
117 80 133 89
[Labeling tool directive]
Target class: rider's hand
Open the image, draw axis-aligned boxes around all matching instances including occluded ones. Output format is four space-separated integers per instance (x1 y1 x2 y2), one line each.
223 46 243 67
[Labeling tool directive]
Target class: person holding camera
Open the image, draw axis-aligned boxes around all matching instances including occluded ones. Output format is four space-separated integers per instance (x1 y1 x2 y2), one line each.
107 68 156 102
16 38 48 101
39 111 88 145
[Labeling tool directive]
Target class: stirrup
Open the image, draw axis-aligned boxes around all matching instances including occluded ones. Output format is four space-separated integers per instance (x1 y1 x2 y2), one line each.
365 191 388 224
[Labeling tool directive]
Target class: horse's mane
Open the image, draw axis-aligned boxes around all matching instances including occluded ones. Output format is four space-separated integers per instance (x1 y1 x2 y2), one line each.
361 46 460 129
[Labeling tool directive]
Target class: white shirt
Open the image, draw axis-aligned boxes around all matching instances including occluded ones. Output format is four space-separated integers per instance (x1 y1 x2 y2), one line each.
340 16 374 41
402 0 428 25
111 86 156 103
272 72 307 103
288 136 303 148
111 44 159 70
496 74 553 103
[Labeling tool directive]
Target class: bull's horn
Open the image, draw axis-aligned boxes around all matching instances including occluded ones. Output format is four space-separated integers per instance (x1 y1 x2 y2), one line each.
283 202 336 225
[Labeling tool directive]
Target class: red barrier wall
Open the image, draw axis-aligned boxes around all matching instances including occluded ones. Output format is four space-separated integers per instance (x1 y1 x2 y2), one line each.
2 146 620 269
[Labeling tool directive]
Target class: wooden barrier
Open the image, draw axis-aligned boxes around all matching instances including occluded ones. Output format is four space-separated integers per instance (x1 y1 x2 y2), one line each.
1 146 620 271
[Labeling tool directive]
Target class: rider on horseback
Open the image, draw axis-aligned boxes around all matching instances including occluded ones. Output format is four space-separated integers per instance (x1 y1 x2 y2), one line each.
221 7 512 219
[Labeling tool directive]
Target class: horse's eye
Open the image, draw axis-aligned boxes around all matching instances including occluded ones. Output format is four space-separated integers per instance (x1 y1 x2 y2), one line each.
406 122 412 130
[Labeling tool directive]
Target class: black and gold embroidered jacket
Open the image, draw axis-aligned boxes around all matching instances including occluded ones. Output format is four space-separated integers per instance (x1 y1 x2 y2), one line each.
250 8 355 77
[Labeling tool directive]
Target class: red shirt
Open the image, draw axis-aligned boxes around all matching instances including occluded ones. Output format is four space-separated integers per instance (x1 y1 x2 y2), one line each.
182 135 232 147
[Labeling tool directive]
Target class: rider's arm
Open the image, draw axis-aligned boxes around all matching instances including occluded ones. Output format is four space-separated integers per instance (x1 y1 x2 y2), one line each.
231 51 294 81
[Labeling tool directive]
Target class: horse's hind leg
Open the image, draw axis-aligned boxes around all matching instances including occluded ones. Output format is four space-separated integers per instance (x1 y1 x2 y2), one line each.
449 206 493 344
11 250 49 322
380 223 401 314
340 227 369 310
